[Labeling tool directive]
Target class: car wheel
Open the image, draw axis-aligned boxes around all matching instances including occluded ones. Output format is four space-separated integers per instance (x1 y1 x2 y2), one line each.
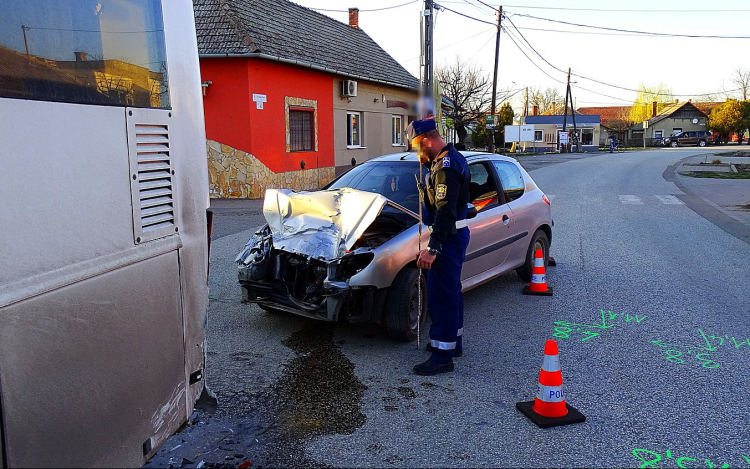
698 140 706 147
670 141 679 148
385 267 427 342
516 229 549 282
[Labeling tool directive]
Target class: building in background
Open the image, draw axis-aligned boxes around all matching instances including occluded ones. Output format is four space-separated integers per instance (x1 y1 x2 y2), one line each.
194 0 419 198
629 100 708 144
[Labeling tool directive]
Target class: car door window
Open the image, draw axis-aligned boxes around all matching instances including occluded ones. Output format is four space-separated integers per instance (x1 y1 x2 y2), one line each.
468 162 498 211
492 161 525 202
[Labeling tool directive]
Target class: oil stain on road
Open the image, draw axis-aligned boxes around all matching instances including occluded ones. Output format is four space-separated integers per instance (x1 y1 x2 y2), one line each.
144 321 367 468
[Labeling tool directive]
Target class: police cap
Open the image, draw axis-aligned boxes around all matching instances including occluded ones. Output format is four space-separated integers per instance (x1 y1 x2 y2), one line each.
405 119 436 140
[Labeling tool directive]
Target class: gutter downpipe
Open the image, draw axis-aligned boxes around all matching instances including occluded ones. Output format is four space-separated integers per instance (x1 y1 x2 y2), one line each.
199 52 419 91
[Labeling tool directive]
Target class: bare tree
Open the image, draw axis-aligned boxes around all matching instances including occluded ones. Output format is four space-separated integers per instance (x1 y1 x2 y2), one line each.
436 57 493 146
730 68 750 101
527 86 564 114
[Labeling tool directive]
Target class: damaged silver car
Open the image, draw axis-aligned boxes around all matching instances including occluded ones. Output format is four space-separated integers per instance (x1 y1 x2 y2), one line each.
236 152 553 341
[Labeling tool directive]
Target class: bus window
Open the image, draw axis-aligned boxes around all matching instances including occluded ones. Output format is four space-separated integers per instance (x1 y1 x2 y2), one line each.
0 0 169 108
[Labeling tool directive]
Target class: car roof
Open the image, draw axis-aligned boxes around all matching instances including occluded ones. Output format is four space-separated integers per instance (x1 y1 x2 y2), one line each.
368 151 520 165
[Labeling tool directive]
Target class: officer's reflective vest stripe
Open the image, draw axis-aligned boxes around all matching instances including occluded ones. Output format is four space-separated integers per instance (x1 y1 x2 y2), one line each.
430 339 456 350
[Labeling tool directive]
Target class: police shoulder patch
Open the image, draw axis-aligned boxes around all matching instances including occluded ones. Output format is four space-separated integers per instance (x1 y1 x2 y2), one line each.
442 157 450 167
436 184 447 200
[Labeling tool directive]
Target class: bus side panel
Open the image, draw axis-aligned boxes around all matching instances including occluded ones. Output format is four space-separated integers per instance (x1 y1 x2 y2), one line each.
161 0 210 410
0 252 186 468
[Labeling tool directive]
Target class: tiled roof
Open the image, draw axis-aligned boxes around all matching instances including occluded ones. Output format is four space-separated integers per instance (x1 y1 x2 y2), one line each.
194 0 419 90
577 106 632 125
646 101 707 126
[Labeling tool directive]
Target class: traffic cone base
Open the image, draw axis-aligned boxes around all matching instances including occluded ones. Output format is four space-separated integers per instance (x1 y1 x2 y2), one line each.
515 401 586 429
523 284 553 296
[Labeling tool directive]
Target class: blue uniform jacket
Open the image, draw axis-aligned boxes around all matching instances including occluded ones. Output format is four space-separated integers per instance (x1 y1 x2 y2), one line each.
421 144 471 251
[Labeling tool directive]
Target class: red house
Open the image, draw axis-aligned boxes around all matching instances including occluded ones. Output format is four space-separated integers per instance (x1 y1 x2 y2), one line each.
195 0 419 198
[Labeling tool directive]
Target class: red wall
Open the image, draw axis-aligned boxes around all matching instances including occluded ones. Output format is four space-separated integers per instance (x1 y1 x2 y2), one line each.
200 57 334 173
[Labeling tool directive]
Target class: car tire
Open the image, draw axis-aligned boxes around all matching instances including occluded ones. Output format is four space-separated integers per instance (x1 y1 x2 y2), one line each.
698 140 706 147
670 141 679 148
516 229 550 282
385 267 427 342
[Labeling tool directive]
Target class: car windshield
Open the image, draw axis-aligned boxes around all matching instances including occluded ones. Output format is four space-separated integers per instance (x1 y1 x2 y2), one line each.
326 161 422 213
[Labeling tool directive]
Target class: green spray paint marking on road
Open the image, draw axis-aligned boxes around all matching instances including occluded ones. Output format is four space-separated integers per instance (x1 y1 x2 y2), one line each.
632 449 750 468
651 328 750 370
553 309 646 342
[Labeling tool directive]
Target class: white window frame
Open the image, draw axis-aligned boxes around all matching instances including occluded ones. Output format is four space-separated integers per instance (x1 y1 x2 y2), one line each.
347 112 364 148
533 129 543 142
392 115 404 146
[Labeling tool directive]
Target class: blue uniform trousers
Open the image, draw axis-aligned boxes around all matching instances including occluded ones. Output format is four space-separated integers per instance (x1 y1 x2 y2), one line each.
427 227 470 364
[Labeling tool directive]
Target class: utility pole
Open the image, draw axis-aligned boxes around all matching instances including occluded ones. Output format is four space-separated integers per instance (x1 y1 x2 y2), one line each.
422 0 434 107
561 67 570 153
21 25 30 58
524 86 528 122
487 6 502 153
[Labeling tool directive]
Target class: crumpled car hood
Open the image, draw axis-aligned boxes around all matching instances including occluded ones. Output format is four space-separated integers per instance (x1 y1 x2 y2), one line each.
263 188 389 260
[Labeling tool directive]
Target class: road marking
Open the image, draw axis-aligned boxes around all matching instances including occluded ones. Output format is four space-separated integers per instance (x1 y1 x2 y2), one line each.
655 195 684 205
619 195 643 205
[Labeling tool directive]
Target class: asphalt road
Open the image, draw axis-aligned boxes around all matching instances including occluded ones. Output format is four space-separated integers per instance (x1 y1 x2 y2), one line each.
147 147 750 468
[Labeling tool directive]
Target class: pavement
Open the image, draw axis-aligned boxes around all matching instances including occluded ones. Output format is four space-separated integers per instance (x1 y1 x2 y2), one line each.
145 146 750 468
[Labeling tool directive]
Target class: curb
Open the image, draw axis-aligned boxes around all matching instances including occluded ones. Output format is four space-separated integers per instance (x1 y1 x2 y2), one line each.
663 154 750 246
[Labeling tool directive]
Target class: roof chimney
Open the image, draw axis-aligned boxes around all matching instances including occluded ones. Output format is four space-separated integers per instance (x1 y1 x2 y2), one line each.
532 105 539 116
74 51 87 62
675 99 679 103
652 101 657 118
348 8 359 29
552 102 556 114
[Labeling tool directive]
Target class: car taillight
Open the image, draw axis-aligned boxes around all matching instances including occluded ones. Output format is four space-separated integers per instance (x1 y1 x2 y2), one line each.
542 194 550 205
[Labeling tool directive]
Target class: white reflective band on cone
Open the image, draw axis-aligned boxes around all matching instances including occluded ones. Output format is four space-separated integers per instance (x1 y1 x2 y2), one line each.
457 327 464 336
541 354 560 372
531 274 545 284
534 257 545 267
536 384 565 403
456 220 468 229
430 339 456 350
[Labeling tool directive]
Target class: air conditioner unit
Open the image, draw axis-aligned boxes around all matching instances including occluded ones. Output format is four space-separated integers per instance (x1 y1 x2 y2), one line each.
341 79 358 97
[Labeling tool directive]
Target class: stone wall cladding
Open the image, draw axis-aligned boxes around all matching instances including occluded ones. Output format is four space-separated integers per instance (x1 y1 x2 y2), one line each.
206 139 335 199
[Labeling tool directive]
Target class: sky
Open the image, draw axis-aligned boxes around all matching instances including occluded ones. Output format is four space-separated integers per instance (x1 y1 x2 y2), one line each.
294 0 750 111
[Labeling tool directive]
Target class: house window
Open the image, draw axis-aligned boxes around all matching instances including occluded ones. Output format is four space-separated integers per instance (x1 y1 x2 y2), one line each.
347 112 362 147
392 115 403 145
581 128 594 145
534 130 543 142
654 130 663 139
289 109 314 151
284 97 318 153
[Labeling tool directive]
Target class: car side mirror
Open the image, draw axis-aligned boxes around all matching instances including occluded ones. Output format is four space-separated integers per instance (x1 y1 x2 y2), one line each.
466 203 478 219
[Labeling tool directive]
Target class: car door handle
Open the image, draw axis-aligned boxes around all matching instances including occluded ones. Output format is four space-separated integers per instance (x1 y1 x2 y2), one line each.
502 214 510 225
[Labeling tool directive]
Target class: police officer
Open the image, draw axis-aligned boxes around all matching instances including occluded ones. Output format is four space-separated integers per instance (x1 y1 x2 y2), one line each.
406 119 471 376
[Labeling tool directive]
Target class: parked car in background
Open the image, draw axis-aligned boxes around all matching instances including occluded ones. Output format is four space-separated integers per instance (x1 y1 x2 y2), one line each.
662 130 713 147
236 152 553 341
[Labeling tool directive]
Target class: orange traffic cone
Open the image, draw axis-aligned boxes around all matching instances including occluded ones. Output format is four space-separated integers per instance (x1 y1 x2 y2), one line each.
516 340 585 428
523 249 553 296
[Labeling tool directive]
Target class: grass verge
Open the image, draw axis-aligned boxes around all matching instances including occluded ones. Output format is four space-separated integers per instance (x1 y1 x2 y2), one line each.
679 171 750 179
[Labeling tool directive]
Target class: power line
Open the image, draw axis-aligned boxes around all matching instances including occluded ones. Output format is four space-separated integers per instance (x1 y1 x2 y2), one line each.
436 3 497 26
311 0 419 13
512 25 659 37
403 27 493 62
513 13 750 39
500 25 566 85
504 16 744 98
501 5 750 13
